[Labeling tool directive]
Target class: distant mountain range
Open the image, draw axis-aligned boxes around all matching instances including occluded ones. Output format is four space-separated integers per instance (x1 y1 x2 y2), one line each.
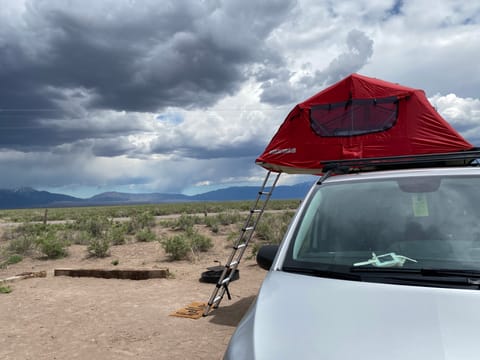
0 182 313 209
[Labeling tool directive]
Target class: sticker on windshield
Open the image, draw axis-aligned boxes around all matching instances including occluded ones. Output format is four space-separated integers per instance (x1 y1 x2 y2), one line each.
412 194 429 217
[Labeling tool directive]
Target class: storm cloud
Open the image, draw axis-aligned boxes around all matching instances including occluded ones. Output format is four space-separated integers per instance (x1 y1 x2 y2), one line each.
0 0 479 197
0 0 295 151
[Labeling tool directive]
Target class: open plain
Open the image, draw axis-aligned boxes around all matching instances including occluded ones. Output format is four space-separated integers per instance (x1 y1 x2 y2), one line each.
0 217 270 360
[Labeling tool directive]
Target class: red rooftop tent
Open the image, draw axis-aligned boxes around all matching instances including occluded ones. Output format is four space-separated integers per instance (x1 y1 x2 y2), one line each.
256 73 473 173
204 74 475 315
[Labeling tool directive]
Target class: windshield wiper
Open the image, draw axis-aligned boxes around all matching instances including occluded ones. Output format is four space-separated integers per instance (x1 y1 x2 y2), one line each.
285 266 480 289
420 268 480 281
350 267 419 274
351 267 480 288
283 266 362 281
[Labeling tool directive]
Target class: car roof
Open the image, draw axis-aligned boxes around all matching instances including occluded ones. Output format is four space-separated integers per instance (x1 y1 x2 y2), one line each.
321 166 480 184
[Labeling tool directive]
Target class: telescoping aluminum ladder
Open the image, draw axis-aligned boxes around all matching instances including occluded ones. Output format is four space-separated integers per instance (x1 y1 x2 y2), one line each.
203 170 281 316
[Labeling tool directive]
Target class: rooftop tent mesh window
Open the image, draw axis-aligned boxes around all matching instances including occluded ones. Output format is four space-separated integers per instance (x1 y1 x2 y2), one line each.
310 96 399 137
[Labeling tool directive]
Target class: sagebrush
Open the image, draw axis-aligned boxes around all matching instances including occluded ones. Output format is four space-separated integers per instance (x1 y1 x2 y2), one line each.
160 229 213 260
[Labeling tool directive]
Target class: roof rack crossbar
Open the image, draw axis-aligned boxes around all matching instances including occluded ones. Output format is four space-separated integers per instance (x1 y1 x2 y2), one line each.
321 150 480 172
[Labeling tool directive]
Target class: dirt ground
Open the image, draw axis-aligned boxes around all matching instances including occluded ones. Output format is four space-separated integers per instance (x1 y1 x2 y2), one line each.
0 223 268 360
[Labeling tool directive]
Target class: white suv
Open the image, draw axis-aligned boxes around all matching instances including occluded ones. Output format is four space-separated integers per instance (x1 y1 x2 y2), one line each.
225 157 480 360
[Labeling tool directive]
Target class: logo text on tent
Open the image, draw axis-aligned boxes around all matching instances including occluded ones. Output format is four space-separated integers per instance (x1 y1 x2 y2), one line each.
268 148 296 155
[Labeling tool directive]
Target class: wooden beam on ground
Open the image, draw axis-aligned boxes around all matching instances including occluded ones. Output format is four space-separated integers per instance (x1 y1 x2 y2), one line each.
0 271 47 285
54 268 169 280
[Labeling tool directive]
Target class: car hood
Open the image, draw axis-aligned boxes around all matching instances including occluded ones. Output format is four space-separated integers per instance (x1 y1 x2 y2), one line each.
225 271 480 360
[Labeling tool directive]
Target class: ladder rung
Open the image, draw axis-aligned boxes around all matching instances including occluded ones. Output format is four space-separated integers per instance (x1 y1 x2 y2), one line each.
234 243 246 250
251 209 262 213
259 191 271 196
242 226 254 231
213 296 222 304
221 277 231 285
228 260 238 268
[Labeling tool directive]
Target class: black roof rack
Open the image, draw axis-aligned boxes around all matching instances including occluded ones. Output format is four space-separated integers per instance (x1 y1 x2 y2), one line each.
321 149 480 174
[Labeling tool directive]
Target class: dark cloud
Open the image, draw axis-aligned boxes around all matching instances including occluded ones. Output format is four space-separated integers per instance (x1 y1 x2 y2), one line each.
151 140 266 160
256 67 297 104
1 0 478 196
0 0 296 151
88 138 137 158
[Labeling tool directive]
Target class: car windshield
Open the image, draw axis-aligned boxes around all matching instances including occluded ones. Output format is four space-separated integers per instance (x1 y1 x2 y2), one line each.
284 174 480 274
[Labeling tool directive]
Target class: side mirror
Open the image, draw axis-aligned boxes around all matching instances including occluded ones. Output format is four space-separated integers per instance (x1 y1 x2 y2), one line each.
256 244 279 270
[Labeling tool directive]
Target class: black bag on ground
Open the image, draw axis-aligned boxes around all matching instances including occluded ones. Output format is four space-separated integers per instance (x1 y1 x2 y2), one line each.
199 265 239 283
